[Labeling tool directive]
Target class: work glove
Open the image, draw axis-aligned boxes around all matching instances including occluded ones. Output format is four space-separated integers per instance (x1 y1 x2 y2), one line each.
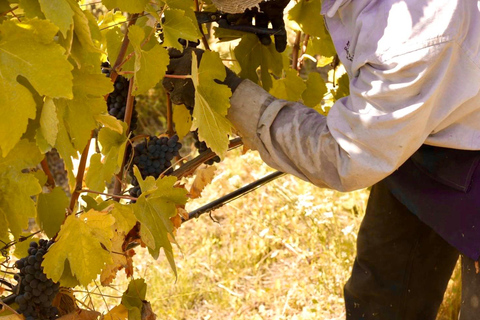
162 47 243 108
224 0 289 52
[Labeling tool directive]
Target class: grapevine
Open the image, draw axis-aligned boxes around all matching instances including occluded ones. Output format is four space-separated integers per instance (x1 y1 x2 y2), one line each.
0 0 345 318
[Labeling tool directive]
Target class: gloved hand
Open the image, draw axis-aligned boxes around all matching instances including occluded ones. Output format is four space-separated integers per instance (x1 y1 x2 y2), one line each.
162 47 243 108
227 0 290 52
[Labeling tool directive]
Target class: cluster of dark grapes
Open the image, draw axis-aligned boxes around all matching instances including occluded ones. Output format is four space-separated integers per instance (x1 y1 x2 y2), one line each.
101 62 138 131
14 240 60 320
128 135 182 198
192 131 220 165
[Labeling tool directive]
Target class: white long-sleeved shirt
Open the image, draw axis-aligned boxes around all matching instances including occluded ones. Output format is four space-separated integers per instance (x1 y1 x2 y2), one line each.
227 0 480 191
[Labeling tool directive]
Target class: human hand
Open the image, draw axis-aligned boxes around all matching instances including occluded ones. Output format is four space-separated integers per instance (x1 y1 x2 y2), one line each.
162 47 243 108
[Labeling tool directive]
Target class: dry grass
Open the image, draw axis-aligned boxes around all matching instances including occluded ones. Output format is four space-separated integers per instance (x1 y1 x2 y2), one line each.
91 150 461 319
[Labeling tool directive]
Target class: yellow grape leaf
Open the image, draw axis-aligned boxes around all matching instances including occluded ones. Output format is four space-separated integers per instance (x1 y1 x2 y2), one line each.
104 305 128 320
110 202 137 235
42 210 115 286
102 0 149 13
39 98 59 147
189 165 216 199
191 51 232 159
0 19 73 155
269 69 306 101
38 0 74 37
36 187 69 238
100 231 130 286
162 8 200 50
302 72 327 108
173 104 192 139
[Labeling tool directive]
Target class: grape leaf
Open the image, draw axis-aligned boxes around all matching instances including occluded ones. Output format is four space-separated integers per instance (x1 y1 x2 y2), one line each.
65 0 100 52
42 210 115 286
102 0 149 13
85 126 127 192
288 0 324 37
269 69 306 101
0 0 10 13
14 234 39 259
100 231 129 285
38 0 74 37
302 72 327 108
121 278 147 320
0 19 73 155
162 8 200 50
191 51 232 158
38 97 59 147
95 114 124 134
173 104 192 139
332 72 350 101
132 174 187 274
104 305 129 320
19 0 44 18
105 27 135 73
128 25 169 95
305 35 336 61
0 140 43 238
190 165 216 199
37 187 69 238
110 202 137 235
234 34 283 91
61 69 112 150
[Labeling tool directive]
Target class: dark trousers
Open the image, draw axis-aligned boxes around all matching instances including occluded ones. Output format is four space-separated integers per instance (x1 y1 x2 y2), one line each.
344 179 480 320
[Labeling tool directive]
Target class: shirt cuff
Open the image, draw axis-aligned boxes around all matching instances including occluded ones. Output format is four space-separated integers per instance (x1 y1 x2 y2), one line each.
228 79 275 149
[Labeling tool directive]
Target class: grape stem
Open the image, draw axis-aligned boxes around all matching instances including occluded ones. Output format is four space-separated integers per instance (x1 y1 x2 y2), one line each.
69 135 92 213
0 279 13 289
291 31 302 71
40 157 56 189
112 77 136 200
194 0 211 50
110 13 140 83
166 93 174 137
164 74 192 79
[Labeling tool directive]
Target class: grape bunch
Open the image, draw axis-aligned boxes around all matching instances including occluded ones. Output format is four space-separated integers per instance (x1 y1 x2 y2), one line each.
192 131 220 165
128 135 183 198
14 240 60 320
101 62 138 131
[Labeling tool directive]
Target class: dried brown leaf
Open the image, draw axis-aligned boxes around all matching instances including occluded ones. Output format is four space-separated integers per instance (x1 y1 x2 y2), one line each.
141 301 156 320
189 165 216 199
52 289 78 317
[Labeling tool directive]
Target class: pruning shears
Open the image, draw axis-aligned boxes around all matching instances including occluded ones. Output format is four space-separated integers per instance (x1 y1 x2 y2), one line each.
194 11 286 37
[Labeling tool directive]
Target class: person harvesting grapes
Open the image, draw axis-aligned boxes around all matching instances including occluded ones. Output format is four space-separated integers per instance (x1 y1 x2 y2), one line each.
164 0 480 318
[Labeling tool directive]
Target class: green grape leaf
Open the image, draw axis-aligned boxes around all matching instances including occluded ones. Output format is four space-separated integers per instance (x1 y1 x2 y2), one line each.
95 114 124 134
288 0 324 37
121 278 147 320
269 69 306 101
133 166 157 195
54 101 78 192
42 210 115 286
106 27 135 73
305 35 337 61
38 0 74 37
302 72 327 108
191 51 232 158
332 72 350 101
36 187 69 238
165 0 201 34
85 126 128 192
19 0 44 18
0 1 10 13
0 19 73 155
102 0 149 13
162 8 200 50
234 34 283 91
173 104 192 139
0 139 43 171
38 97 59 147
128 25 169 95
132 175 187 274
